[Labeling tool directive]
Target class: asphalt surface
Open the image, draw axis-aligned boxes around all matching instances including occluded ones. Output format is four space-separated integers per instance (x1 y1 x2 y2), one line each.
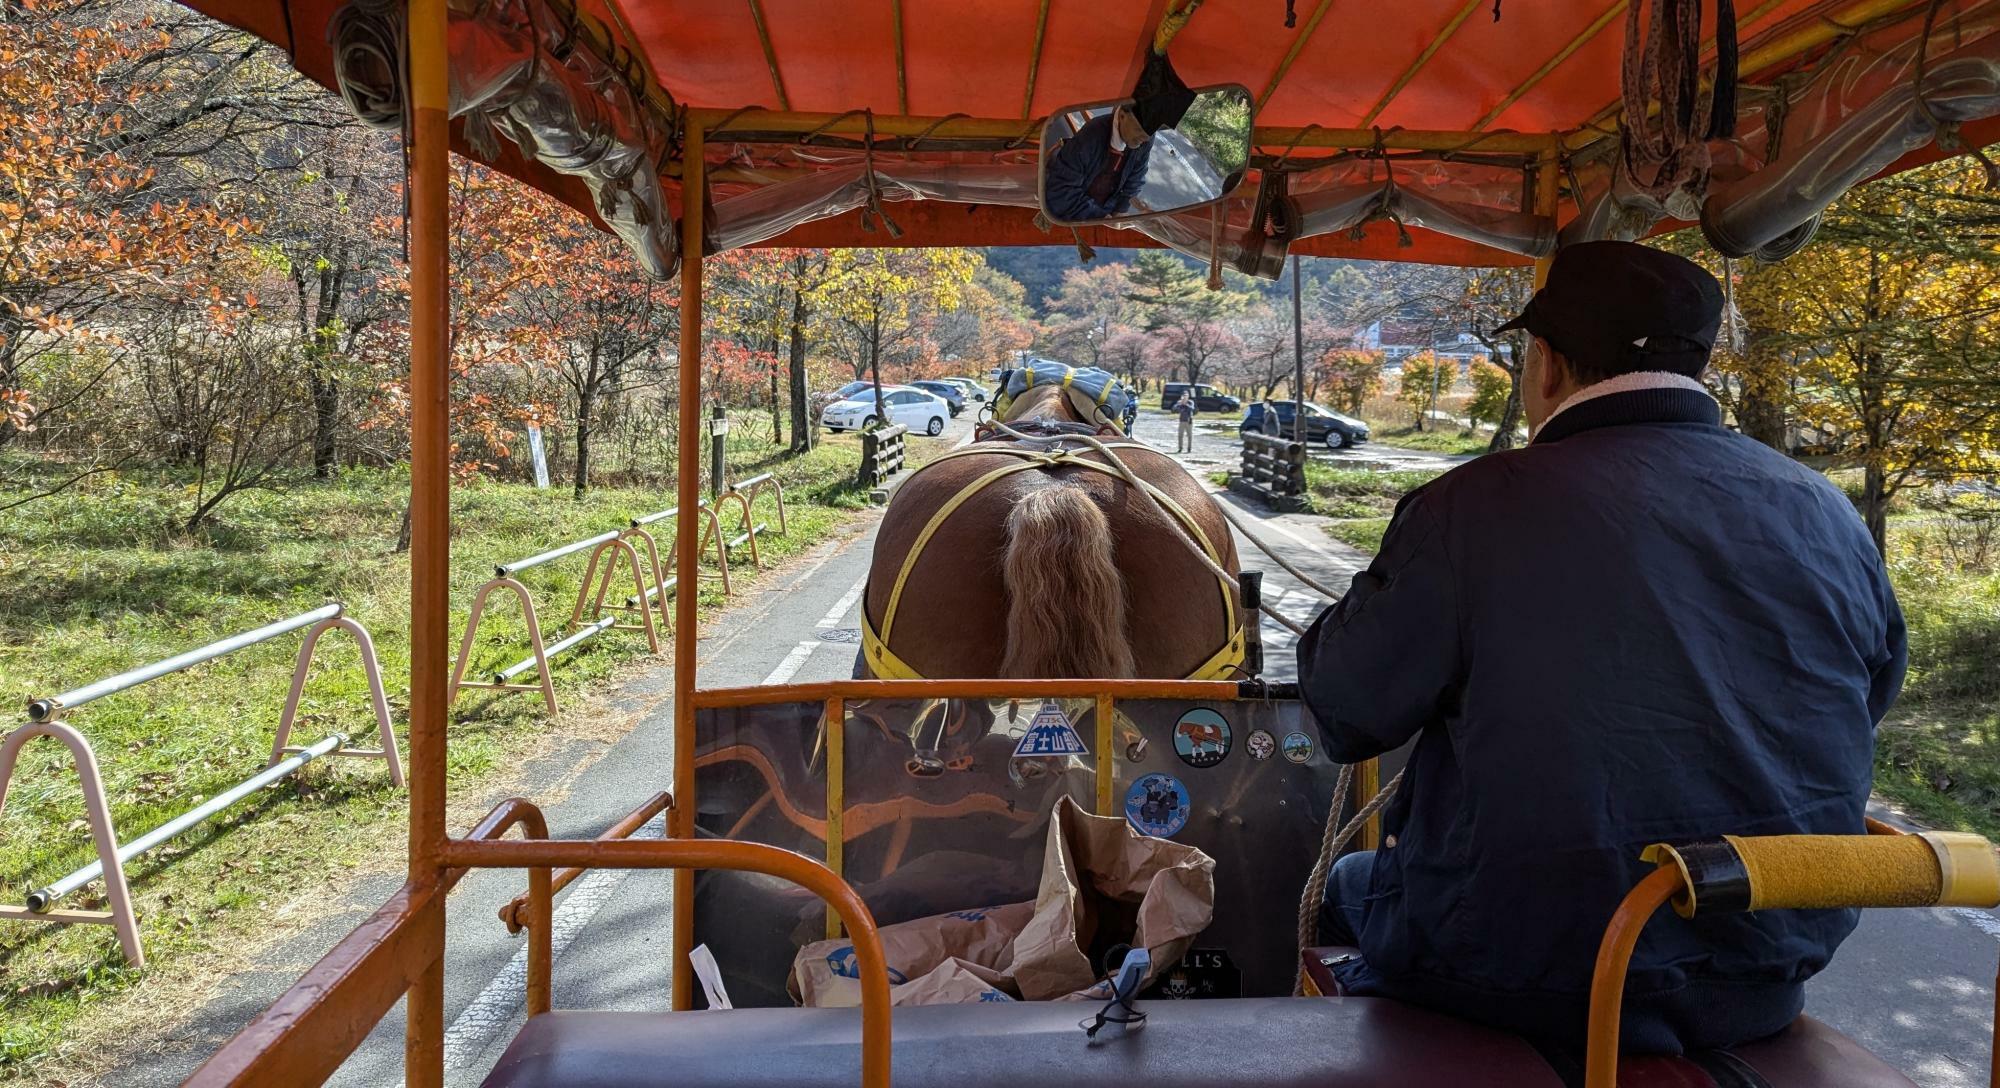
112 407 1997 1088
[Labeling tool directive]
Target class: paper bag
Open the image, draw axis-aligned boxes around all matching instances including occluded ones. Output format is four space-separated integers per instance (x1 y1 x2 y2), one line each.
790 795 1214 1005
792 901 1032 1007
1009 795 1214 1000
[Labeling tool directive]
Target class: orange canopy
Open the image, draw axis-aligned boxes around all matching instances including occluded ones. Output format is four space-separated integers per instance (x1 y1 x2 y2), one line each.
173 0 1994 263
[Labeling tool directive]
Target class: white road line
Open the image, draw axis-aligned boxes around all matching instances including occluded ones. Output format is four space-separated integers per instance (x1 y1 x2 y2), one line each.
435 816 666 1078
817 575 869 628
1953 907 2000 943
705 533 857 659
762 639 821 686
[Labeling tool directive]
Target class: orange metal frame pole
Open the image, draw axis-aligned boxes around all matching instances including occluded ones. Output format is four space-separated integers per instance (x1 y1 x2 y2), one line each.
671 118 705 1011
405 0 452 1079
445 837 892 1088
1582 867 1683 1088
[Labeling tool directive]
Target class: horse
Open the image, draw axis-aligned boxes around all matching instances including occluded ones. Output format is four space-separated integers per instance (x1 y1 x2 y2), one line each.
858 372 1244 680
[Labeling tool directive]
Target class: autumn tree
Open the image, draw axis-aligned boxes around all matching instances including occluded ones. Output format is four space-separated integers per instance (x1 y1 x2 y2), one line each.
933 265 1035 376
1723 161 2000 553
815 248 980 424
1398 352 1449 429
1123 250 1248 387
516 218 677 496
0 0 248 447
1317 348 1383 413
1467 358 1512 428
1039 263 1133 367
1100 330 1153 390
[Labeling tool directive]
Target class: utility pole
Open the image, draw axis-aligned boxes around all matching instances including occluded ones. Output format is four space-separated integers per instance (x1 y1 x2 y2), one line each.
1291 254 1306 443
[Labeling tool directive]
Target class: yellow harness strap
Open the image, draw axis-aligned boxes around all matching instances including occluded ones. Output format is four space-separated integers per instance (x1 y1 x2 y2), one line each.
861 442 1244 682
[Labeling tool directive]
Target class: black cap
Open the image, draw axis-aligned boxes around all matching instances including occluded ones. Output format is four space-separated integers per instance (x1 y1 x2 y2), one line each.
1494 241 1724 378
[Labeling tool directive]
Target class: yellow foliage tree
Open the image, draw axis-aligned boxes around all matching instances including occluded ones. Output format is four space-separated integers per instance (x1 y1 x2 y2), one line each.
1720 160 2000 553
814 248 981 424
1397 351 1448 430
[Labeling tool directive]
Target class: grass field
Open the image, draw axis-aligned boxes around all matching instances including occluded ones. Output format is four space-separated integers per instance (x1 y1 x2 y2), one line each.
0 427 932 1076
1365 423 1494 456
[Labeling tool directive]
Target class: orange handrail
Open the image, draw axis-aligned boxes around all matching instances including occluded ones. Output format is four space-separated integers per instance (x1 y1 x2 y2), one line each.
1581 866 1684 1088
693 677 1243 707
442 835 894 1088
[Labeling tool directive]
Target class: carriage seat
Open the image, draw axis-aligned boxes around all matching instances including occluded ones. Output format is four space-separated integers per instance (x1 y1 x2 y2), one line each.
477 995 1915 1088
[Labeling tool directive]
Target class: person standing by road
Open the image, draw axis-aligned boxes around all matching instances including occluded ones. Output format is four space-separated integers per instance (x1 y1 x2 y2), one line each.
1174 391 1196 453
1297 241 1905 1056
1260 397 1282 437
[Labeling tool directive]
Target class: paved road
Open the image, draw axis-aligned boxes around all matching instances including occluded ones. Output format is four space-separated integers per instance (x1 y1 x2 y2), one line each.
119 409 1997 1087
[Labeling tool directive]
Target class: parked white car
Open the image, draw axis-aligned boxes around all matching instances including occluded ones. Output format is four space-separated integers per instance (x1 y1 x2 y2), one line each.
820 385 950 436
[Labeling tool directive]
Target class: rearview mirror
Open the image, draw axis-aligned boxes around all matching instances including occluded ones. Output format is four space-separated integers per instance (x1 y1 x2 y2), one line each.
1038 84 1252 227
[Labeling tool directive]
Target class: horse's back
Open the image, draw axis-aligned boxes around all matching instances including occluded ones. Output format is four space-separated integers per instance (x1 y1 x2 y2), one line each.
865 445 1238 679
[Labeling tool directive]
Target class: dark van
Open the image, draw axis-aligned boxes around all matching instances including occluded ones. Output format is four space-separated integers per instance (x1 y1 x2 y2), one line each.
1160 383 1241 413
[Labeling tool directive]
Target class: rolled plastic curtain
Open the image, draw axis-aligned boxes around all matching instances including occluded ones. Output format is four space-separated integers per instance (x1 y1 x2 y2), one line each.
329 0 678 279
711 163 1043 252
1703 40 2000 257
713 162 1554 262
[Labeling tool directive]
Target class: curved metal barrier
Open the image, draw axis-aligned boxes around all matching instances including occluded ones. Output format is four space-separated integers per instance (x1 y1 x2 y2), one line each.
1 604 402 966
449 530 663 715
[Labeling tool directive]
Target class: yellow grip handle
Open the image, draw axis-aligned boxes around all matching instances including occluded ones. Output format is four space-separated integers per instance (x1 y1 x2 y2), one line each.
1726 834 1941 911
1646 831 2000 916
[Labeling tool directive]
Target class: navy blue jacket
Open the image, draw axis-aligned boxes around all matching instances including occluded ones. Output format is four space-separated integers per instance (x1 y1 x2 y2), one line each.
1297 386 1906 1054
1044 114 1152 221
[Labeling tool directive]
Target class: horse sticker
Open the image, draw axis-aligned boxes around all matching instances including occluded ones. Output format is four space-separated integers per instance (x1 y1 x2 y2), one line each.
1171 707 1231 768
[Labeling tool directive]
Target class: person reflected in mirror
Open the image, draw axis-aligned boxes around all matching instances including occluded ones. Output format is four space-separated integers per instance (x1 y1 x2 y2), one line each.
1045 52 1199 223
1043 104 1154 222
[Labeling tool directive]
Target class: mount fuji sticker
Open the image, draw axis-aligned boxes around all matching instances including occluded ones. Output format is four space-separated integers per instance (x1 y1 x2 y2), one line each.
1012 700 1089 758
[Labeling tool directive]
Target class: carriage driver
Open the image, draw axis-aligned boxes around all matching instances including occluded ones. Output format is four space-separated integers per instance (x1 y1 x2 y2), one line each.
1296 241 1906 1057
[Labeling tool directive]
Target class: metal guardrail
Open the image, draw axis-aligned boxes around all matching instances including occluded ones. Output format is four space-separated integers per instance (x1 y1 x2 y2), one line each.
1239 432 1308 500
717 472 789 569
0 605 402 966
858 424 907 487
450 528 668 716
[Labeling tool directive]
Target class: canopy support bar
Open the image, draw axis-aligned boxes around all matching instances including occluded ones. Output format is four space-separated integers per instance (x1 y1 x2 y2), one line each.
1361 0 1484 127
1258 0 1338 111
670 117 706 1013
746 0 791 111
405 0 451 1079
1022 0 1052 119
1476 0 1628 131
893 0 908 115
690 107 1561 152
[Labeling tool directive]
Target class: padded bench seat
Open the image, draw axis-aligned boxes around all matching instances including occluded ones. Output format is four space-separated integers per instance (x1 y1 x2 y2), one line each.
477 997 1915 1088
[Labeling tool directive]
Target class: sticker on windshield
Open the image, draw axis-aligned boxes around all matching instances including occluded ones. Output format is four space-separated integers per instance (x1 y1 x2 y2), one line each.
1125 773 1192 838
1281 731 1314 764
1172 707 1231 768
1013 700 1089 758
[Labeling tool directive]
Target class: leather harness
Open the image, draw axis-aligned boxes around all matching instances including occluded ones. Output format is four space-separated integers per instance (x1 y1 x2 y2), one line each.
859 434 1247 682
